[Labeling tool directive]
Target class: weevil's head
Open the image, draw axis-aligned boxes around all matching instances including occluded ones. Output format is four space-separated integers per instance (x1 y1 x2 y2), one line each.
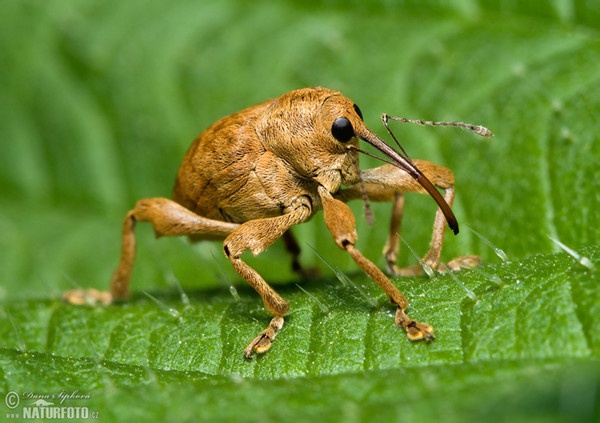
256 87 458 234
257 87 364 191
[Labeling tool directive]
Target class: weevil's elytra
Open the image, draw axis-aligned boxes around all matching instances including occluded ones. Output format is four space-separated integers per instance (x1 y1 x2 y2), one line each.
63 87 491 358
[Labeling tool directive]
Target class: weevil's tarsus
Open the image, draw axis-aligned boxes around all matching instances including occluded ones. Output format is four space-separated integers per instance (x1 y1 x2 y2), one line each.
395 308 435 342
244 316 284 359
443 255 482 272
62 288 112 306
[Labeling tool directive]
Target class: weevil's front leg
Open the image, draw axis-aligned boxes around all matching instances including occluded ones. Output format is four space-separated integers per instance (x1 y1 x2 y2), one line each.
63 197 239 305
223 197 312 358
319 186 433 341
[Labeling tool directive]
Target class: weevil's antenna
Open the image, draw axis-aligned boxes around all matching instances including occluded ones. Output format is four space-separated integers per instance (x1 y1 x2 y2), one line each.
385 115 494 137
381 114 413 159
355 126 460 235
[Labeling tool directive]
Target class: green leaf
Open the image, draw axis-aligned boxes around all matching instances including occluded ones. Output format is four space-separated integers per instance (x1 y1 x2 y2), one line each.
1 1 599 422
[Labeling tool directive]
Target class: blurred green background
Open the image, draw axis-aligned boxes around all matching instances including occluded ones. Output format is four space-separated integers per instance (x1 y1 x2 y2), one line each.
1 1 599 422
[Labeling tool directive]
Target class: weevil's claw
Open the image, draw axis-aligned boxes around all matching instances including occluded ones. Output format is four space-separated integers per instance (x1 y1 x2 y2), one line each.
395 308 435 342
62 288 113 306
243 316 284 359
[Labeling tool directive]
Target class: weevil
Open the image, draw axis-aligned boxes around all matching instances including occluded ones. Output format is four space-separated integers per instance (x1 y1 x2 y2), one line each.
64 87 492 358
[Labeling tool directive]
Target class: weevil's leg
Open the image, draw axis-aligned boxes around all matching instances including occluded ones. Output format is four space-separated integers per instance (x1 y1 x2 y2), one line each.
340 161 480 276
63 197 239 306
243 316 284 357
390 185 457 276
416 186 480 274
223 197 312 358
282 230 319 278
282 230 303 274
319 186 433 341
382 193 405 275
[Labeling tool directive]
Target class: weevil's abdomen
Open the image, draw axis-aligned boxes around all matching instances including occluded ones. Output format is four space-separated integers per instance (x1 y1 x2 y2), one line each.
173 99 317 223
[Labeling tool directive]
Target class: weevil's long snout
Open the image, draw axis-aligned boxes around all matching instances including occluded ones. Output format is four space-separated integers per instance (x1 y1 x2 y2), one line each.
357 130 459 235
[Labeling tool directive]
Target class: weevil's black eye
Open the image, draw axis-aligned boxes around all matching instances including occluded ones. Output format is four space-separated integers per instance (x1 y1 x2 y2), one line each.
331 117 354 142
353 104 363 120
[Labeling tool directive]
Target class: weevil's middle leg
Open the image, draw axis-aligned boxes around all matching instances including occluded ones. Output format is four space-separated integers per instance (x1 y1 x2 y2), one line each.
282 230 319 278
282 230 303 274
383 193 405 275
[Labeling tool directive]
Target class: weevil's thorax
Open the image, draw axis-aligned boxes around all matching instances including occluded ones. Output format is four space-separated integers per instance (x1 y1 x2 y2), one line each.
256 87 363 194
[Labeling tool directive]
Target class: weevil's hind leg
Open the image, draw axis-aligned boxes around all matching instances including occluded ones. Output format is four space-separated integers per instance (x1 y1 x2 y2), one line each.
63 197 239 306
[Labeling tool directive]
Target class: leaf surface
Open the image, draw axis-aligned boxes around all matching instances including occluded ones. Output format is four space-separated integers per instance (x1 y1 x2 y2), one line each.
1 1 599 422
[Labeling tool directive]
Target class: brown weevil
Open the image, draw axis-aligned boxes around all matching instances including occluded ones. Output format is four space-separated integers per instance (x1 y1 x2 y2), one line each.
64 87 492 358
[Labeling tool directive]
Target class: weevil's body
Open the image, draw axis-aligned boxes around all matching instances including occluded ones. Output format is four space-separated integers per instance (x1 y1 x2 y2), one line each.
174 89 361 224
64 87 487 358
